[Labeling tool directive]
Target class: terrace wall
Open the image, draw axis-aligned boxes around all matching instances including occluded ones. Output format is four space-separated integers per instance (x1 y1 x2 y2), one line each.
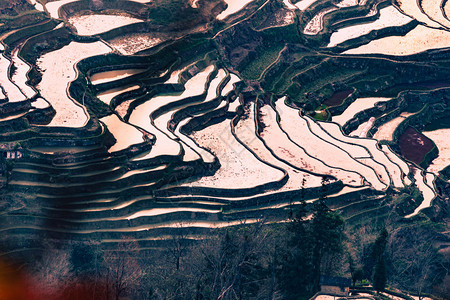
59 0 149 20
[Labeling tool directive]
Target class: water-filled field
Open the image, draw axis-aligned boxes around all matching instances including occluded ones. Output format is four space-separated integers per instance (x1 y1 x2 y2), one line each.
0 0 448 261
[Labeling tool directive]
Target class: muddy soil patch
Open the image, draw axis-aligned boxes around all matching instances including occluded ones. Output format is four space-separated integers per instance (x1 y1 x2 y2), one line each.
399 126 434 164
322 89 353 107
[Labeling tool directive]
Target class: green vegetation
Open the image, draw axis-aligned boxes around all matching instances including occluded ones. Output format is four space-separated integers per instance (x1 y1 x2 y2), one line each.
439 165 450 180
423 109 450 131
372 229 388 292
294 65 365 95
3 19 59 55
148 0 197 24
268 55 316 93
141 0 224 28
0 0 34 16
313 104 330 121
393 185 424 216
19 26 73 64
240 44 284 80
0 10 46 30
8 62 17 79
420 145 439 169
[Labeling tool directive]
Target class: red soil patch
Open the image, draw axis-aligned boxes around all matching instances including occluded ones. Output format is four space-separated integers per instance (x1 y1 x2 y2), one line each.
322 89 353 107
399 126 434 164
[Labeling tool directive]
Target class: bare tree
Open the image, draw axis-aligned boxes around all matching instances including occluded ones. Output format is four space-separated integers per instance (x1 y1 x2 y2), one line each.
196 221 272 300
103 239 145 300
31 248 72 298
167 223 191 271
387 226 445 299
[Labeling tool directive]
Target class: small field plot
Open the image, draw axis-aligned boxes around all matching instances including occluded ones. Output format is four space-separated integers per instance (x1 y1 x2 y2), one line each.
328 6 413 47
313 121 371 158
126 207 222 220
129 117 180 160
100 114 145 153
258 8 296 29
129 66 214 160
221 73 240 96
153 66 221 139
184 119 284 189
97 85 140 106
117 166 166 182
283 0 297 10
421 0 450 28
28 0 45 11
343 25 450 55
115 99 134 119
235 102 324 189
398 127 435 165
422 129 450 175
0 112 28 122
405 168 436 218
319 121 405 187
276 99 387 190
332 97 390 126
175 118 213 162
154 68 226 140
31 98 50 109
381 144 410 176
355 157 390 187
373 112 414 141
202 69 227 101
350 117 375 138
0 54 26 102
446 1 450 22
166 68 187 84
190 0 199 8
259 104 365 187
45 0 79 19
36 41 111 127
107 33 164 55
314 119 392 187
217 0 256 20
396 0 443 28
180 140 203 162
11 49 36 99
304 7 338 35
90 69 145 85
68 14 144 36
295 0 321 11
336 0 359 7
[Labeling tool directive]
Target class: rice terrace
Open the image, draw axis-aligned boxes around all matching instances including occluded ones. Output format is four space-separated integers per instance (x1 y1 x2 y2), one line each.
0 0 449 299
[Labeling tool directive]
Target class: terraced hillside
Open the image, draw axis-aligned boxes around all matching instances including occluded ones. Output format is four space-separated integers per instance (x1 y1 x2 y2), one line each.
0 0 449 263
